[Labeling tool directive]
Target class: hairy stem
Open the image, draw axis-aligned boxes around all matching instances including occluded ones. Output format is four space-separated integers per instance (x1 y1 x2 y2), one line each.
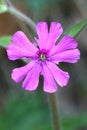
50 94 60 130
5 0 36 32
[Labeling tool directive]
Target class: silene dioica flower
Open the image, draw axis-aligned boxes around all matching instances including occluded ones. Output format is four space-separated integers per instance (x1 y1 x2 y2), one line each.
6 22 80 93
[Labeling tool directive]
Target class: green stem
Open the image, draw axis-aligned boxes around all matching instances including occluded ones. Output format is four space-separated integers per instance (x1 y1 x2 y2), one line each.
5 0 36 32
50 94 60 130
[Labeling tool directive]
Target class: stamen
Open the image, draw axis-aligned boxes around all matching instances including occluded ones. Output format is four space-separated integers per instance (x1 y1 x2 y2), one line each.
40 54 46 60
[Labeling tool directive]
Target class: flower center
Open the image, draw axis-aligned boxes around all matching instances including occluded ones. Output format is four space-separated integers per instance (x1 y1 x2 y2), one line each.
39 53 46 60
36 49 48 62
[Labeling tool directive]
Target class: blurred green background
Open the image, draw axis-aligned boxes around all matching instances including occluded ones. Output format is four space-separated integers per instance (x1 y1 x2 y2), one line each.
0 0 87 130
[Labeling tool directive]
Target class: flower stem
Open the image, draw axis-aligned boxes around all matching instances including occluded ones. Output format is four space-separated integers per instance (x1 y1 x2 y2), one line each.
4 0 36 32
50 93 60 130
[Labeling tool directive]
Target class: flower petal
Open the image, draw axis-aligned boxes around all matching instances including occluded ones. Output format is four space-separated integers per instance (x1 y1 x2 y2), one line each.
47 62 70 87
11 31 37 51
22 63 41 91
49 35 78 55
51 49 80 63
46 22 63 49
36 22 63 49
36 22 48 49
12 61 35 83
7 31 38 60
42 64 57 93
7 44 38 60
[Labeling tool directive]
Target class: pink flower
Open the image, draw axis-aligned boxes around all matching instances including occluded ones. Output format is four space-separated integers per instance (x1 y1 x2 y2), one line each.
6 22 80 93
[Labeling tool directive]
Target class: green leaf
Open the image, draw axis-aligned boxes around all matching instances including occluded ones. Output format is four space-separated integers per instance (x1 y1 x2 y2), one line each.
0 36 11 48
65 18 87 37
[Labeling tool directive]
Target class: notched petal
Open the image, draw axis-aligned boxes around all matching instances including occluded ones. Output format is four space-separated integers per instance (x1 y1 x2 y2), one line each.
46 22 63 49
6 31 38 60
36 22 48 49
22 63 41 91
42 64 57 93
47 62 70 87
51 49 80 63
12 61 35 83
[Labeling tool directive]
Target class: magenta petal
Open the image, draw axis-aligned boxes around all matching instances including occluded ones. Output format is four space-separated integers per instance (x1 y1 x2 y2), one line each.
46 22 63 49
51 49 80 63
12 61 35 83
49 35 78 55
43 64 57 93
56 35 78 52
11 31 37 51
7 31 38 60
36 22 48 49
22 63 41 91
47 62 70 87
7 44 38 60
